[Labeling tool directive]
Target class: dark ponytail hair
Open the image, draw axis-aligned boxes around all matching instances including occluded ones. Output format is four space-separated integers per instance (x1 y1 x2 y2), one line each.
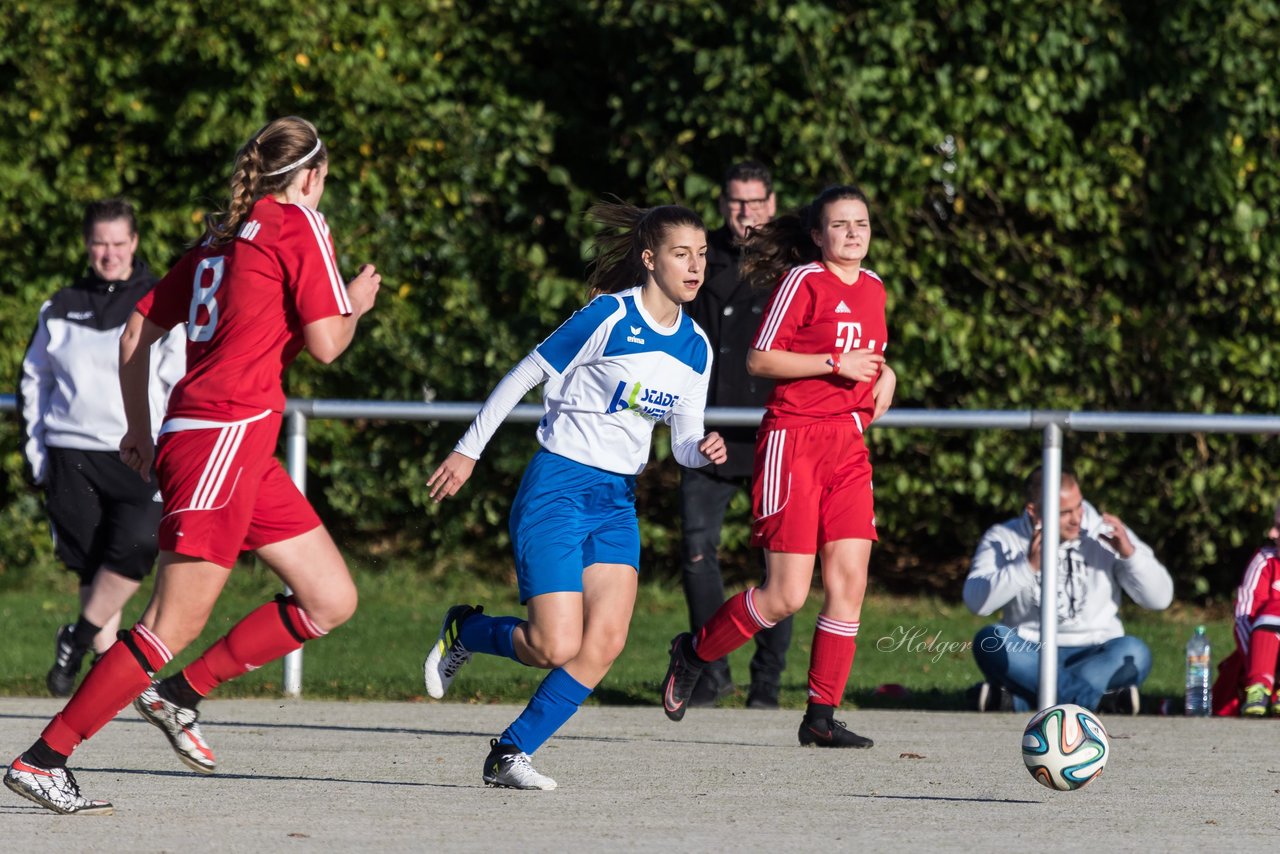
740 184 869 291
205 116 328 245
585 201 705 299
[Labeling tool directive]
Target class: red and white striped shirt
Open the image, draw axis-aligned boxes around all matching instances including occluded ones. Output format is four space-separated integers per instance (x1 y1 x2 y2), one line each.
1234 545 1280 652
752 262 888 430
139 197 351 423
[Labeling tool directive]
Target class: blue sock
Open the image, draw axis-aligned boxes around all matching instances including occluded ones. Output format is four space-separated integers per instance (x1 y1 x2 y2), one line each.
458 613 523 663
499 668 592 755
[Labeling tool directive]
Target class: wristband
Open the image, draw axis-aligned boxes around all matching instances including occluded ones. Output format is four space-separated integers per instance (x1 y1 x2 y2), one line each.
829 352 842 375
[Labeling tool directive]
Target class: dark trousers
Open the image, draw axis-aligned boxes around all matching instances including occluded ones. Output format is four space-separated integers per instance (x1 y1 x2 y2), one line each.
679 466 792 689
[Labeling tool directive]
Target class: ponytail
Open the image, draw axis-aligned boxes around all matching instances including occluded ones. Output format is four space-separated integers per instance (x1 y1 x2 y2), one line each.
585 201 705 299
205 116 328 245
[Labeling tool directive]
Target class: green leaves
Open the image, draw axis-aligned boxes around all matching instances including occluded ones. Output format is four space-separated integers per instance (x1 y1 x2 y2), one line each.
1 0 1278 598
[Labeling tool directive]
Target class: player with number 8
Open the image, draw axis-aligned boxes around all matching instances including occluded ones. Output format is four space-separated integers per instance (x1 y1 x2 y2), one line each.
4 116 380 816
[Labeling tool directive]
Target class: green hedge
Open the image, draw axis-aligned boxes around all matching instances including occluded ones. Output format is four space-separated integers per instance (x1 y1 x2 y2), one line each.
2 0 1278 600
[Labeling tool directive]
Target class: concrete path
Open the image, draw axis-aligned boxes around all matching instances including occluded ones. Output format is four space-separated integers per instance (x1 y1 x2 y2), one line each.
0 698 1270 851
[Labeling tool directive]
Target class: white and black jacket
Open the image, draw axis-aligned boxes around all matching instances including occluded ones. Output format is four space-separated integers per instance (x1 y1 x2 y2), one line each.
18 263 186 484
963 500 1174 646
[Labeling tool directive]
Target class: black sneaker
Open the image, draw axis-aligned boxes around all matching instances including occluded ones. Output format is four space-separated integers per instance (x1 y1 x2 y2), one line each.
971 681 1012 712
660 633 704 721
46 624 89 698
798 717 874 748
689 668 733 708
1098 684 1140 716
746 682 780 710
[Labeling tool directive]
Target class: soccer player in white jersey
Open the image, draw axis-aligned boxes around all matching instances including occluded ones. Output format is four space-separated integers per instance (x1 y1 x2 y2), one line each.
425 202 727 790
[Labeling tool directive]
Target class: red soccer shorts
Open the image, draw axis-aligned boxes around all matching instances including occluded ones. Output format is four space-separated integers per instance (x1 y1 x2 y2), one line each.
155 411 321 568
750 419 877 554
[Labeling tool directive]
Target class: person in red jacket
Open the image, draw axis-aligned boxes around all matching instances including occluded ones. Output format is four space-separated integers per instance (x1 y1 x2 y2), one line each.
4 116 380 816
1213 504 1280 716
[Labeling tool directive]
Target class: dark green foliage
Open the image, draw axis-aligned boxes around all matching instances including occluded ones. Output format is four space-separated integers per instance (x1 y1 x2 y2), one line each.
2 0 1277 599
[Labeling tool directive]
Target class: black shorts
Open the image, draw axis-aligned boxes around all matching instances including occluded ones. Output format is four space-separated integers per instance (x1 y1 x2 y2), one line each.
44 447 162 584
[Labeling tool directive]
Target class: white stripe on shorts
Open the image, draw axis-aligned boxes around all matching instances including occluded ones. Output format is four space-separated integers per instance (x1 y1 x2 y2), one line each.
757 429 790 520
190 423 247 510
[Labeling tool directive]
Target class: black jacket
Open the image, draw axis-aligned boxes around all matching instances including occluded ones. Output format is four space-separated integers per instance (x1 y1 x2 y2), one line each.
684 226 774 479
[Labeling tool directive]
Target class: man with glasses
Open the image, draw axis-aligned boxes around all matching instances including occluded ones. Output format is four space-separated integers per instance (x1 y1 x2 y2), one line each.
677 161 794 709
963 467 1173 714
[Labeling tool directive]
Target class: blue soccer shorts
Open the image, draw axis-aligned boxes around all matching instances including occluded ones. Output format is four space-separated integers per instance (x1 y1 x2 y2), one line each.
508 450 640 603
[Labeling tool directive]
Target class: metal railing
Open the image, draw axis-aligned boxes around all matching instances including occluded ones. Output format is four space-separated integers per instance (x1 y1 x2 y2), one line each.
10 392 1280 706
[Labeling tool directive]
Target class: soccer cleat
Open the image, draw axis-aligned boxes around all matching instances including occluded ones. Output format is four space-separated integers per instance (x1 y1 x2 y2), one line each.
424 604 482 699
1242 682 1271 717
482 739 557 790
798 717 875 748
134 682 217 774
4 756 113 815
660 632 705 722
46 624 90 698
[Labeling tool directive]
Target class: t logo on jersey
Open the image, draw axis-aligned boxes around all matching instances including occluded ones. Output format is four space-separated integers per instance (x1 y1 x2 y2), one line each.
835 321 863 352
607 380 680 420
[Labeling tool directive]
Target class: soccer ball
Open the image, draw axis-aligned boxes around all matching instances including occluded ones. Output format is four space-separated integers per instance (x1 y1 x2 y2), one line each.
1021 703 1109 791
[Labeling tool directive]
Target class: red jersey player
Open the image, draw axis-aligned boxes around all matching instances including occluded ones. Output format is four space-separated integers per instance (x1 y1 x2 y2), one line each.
4 116 380 815
1212 504 1280 716
660 185 896 748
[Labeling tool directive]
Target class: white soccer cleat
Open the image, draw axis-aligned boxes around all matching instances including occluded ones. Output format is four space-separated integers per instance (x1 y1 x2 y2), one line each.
135 682 217 774
424 604 481 699
4 756 113 815
482 739 557 790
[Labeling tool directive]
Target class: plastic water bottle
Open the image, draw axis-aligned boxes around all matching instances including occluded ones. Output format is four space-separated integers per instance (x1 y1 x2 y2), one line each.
1184 625 1211 716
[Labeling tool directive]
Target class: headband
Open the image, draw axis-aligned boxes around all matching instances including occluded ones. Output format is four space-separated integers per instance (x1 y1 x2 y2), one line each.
262 138 323 177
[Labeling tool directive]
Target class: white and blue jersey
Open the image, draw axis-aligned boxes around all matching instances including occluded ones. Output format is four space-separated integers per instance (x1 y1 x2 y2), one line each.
455 286 713 476
455 285 714 597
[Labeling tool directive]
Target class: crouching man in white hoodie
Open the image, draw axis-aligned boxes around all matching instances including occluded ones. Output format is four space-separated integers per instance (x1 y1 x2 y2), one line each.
963 467 1173 715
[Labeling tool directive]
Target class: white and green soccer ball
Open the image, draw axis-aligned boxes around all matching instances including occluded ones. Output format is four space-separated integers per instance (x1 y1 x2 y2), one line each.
1022 703 1109 791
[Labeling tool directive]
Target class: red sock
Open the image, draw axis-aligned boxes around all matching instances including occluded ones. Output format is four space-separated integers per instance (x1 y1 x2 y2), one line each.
693 588 774 662
183 596 326 697
1246 628 1280 689
807 616 859 707
42 625 172 756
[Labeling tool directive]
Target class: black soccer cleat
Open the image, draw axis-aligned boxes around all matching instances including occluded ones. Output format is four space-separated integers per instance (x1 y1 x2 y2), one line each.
660 633 705 722
798 717 874 749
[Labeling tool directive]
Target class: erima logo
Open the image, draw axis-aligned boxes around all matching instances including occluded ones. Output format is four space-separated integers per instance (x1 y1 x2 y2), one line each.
152 491 162 503
835 301 852 314
627 325 645 345
239 220 262 241
67 311 94 320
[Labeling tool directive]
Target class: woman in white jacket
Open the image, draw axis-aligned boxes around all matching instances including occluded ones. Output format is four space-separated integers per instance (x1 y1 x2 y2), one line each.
963 468 1173 713
19 199 185 697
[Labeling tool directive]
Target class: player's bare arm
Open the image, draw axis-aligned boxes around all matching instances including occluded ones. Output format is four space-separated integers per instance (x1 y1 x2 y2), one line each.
871 363 896 422
303 264 381 364
746 346 883 382
427 450 477 502
698 431 727 464
118 310 167 480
